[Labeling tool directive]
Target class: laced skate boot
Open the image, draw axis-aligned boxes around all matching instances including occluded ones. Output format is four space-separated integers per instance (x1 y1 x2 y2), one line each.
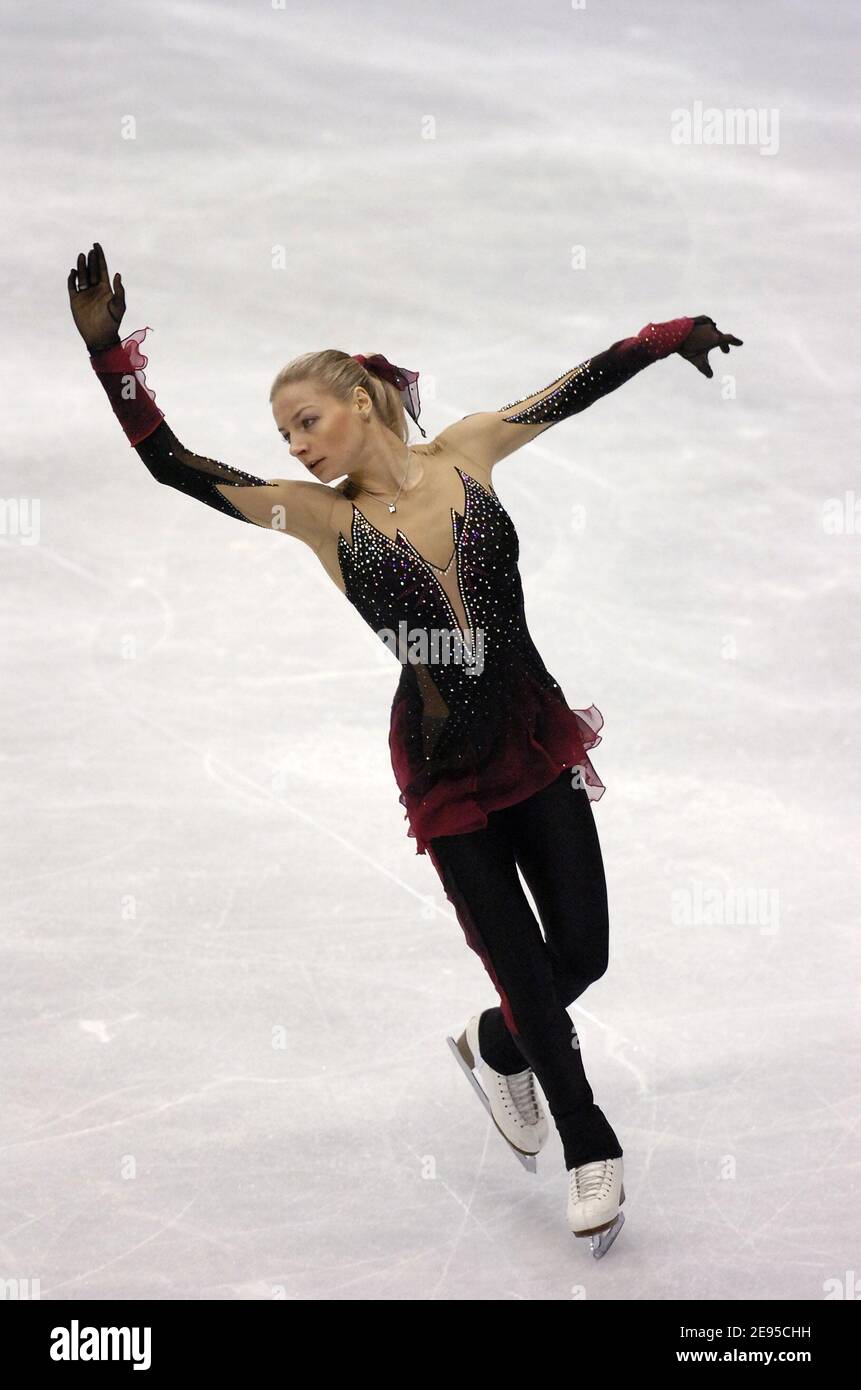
567 1156 626 1257
446 1011 549 1171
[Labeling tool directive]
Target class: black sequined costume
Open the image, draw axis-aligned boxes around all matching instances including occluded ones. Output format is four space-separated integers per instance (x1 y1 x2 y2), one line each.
335 317 695 852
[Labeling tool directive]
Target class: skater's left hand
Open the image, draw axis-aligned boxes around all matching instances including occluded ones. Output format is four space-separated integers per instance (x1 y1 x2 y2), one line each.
677 315 743 378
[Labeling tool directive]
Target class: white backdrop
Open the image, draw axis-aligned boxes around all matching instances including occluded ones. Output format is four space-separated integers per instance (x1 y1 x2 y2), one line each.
2 0 858 1300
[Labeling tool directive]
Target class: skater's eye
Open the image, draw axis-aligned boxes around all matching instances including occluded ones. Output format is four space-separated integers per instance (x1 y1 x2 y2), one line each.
282 417 316 443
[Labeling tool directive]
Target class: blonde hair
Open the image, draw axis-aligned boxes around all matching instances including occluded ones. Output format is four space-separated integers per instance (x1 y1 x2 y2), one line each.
269 349 410 444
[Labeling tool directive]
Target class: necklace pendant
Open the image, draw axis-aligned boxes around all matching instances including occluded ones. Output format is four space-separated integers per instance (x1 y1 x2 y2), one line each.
387 503 397 514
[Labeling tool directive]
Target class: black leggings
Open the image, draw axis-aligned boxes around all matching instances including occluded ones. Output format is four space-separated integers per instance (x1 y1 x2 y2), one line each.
427 769 623 1170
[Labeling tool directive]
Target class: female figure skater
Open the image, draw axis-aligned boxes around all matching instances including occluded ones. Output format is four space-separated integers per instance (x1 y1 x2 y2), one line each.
68 242 741 1255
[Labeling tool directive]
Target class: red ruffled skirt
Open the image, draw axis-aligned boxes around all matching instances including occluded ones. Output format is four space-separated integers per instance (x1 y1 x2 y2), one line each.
389 670 605 855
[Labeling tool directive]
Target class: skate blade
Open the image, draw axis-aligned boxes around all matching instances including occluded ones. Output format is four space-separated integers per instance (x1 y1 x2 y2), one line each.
571 1186 626 1257
445 1033 537 1173
589 1210 625 1258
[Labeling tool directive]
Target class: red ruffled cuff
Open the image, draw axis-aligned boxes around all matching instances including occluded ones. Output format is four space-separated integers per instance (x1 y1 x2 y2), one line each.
89 325 165 447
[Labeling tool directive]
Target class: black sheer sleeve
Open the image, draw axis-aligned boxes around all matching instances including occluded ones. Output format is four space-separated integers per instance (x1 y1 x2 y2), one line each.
134 420 278 524
87 327 279 524
495 317 696 431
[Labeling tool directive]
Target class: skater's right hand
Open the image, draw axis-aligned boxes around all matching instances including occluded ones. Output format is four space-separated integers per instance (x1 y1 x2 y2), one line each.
67 241 126 352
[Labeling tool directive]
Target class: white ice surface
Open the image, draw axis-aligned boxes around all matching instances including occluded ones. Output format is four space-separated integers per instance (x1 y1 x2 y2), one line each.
1 0 859 1300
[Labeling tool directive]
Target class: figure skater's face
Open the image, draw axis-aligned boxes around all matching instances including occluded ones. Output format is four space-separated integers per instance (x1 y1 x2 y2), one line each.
272 380 364 484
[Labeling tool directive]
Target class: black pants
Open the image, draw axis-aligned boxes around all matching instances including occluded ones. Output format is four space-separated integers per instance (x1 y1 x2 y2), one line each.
427 769 623 1170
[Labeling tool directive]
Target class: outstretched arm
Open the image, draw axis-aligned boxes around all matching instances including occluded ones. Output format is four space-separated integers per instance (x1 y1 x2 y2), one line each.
69 243 332 548
85 326 285 526
437 315 743 472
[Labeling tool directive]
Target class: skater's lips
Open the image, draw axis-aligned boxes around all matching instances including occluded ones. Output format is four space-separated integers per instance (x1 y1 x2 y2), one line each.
306 458 325 472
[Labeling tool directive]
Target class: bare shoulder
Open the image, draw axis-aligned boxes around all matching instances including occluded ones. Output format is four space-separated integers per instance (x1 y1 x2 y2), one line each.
213 476 337 553
432 399 563 470
422 427 495 486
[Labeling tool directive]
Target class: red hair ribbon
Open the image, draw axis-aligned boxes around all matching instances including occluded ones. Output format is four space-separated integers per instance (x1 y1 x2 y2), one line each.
351 352 427 438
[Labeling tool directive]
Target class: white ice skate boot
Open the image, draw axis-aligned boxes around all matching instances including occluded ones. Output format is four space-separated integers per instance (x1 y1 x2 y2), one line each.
566 1156 626 1258
446 1012 549 1172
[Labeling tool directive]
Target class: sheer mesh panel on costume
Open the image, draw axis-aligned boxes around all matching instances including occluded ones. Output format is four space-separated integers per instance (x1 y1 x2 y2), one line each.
135 421 279 523
341 462 482 646
495 319 694 433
